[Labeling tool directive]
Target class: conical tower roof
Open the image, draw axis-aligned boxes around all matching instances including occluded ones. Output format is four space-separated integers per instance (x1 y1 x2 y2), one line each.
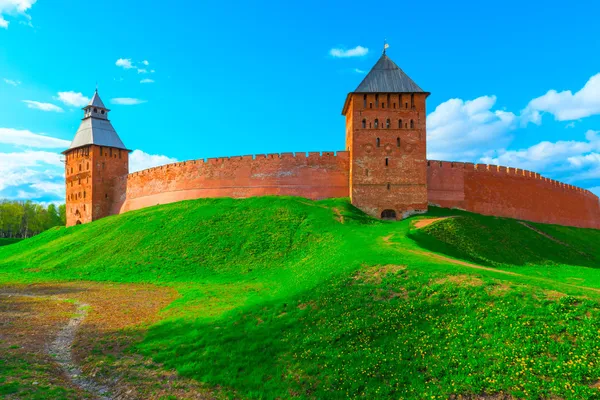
86 90 107 109
63 90 128 154
354 53 424 93
342 51 428 115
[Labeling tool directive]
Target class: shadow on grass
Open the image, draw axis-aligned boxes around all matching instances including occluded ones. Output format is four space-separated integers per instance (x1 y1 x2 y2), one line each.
407 207 600 269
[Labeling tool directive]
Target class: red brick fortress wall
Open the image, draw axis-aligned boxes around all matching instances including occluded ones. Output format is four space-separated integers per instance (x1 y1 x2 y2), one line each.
113 151 349 214
427 160 600 229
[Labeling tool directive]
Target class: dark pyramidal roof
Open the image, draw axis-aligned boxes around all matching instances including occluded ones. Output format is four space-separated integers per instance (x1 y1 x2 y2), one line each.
342 51 427 114
354 53 424 93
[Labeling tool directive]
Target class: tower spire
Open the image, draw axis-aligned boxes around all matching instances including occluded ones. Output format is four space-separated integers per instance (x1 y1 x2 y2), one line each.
383 39 389 55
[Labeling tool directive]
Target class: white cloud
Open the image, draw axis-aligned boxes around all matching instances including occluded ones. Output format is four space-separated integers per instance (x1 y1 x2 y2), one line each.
0 128 70 148
137 68 148 74
427 95 517 161
0 150 64 196
522 73 600 124
3 78 21 86
29 181 64 197
142 60 149 66
480 130 600 184
57 91 90 107
22 100 64 113
111 98 147 105
329 45 369 58
140 78 155 84
116 58 134 69
0 0 37 29
129 150 177 173
354 68 366 74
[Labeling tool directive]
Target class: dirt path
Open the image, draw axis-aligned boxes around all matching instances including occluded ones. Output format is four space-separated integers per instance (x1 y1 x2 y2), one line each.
0 283 217 399
384 233 600 296
1 292 111 398
412 216 454 229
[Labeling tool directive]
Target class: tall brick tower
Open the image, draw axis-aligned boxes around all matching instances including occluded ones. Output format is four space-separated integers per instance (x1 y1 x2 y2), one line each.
342 48 430 220
62 90 130 227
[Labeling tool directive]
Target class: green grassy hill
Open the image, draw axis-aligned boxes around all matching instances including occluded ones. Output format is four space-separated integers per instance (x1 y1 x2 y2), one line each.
2 197 600 399
0 238 22 247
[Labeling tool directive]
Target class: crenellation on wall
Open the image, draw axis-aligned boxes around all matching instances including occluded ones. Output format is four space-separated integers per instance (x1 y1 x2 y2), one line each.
117 149 351 214
427 160 600 229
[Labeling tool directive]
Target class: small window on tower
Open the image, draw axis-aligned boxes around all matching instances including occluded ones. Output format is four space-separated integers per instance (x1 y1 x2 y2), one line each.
366 169 369 176
385 158 389 166
363 94 367 108
411 93 415 108
399 119 403 128
87 162 90 170
393 103 396 109
376 138 380 147
362 119 366 129
387 94 391 107
84 191 86 199
375 94 379 108
374 119 379 128
105 194 108 199
369 102 372 109
387 183 391 190
405 102 408 109
410 120 414 128
382 103 385 109
94 108 97 113
79 165 82 172
101 110 105 115
386 119 390 129
397 137 401 147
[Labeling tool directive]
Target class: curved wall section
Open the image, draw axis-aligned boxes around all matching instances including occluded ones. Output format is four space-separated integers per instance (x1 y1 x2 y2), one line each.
427 160 600 229
113 151 349 214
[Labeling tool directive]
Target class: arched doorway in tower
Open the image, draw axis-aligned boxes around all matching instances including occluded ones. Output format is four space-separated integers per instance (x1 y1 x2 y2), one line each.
76 220 82 225
381 209 397 220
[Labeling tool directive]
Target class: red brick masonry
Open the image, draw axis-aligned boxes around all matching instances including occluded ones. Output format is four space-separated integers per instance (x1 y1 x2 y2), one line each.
107 151 599 229
112 151 350 214
427 160 600 229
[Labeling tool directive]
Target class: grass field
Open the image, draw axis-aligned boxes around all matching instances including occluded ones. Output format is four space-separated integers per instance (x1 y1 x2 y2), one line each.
0 238 22 247
1 197 600 399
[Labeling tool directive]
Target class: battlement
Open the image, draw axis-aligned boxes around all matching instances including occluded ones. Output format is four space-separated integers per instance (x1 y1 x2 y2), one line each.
427 160 597 198
129 151 349 178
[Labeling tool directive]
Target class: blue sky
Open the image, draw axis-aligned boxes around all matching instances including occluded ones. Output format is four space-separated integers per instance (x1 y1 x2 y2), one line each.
1 0 600 203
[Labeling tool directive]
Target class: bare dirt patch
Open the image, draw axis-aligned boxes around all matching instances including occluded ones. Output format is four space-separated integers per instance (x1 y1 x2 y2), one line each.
0 294 94 399
413 216 454 229
486 282 512 297
333 207 345 224
408 249 520 277
354 264 407 284
544 290 567 301
0 282 218 399
434 274 484 287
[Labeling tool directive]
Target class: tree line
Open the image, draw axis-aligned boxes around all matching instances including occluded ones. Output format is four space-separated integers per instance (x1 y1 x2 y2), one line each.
0 200 66 239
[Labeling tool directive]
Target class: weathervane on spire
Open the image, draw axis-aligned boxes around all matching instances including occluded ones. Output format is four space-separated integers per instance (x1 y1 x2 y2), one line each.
383 39 389 55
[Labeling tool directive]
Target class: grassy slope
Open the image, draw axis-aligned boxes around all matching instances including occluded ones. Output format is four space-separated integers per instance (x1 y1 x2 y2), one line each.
1 197 600 399
0 238 22 247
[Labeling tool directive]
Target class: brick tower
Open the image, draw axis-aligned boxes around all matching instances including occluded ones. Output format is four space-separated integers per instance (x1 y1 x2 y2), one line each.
62 90 130 227
342 48 430 220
